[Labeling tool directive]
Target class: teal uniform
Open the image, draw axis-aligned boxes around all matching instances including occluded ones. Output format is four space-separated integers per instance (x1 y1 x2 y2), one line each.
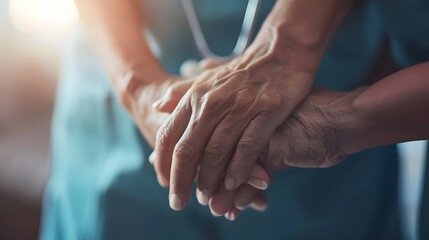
40 1 406 239
376 1 429 239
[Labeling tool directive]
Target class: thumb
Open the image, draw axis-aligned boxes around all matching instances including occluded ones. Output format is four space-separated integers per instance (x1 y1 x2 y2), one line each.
152 79 194 113
246 164 270 191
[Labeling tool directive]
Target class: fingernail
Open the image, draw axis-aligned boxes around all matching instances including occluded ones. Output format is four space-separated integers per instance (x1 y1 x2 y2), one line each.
196 190 210 206
169 194 182 211
225 177 237 190
247 178 268 190
252 202 267 212
152 99 163 109
210 208 222 217
149 152 156 165
235 205 246 211
235 201 251 210
225 212 236 221
229 212 237 221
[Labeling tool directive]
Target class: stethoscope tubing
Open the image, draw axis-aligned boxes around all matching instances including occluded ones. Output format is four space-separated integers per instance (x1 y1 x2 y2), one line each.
181 0 261 62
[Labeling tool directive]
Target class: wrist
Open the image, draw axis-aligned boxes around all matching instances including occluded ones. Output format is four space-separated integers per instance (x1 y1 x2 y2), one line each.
114 67 169 113
243 20 324 76
251 0 356 72
332 88 370 156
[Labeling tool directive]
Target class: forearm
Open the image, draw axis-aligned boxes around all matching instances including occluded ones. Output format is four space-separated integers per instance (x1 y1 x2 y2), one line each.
75 0 173 146
244 0 357 72
75 0 166 103
341 62 429 154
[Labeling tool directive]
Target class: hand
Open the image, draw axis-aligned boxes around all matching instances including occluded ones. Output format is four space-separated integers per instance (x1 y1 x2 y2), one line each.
259 87 362 171
152 37 316 210
217 87 362 219
154 85 361 218
118 71 195 148
152 59 272 219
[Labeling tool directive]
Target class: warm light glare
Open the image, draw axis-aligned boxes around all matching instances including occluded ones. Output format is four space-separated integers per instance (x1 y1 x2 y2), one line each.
9 0 79 33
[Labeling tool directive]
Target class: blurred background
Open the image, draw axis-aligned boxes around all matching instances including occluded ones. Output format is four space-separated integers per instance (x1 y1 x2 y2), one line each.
0 0 78 239
0 0 426 240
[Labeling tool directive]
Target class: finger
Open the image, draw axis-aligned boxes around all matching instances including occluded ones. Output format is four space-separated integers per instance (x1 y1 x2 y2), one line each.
169 111 226 210
224 114 280 190
234 164 270 208
233 184 259 209
209 182 237 216
153 99 192 187
225 206 241 221
196 117 251 205
248 191 267 212
246 164 270 190
153 79 194 113
210 163 270 215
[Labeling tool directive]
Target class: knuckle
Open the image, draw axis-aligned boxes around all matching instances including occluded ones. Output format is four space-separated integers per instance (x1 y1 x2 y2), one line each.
156 127 172 151
237 137 260 155
229 160 249 179
203 93 224 109
199 93 230 119
203 145 225 169
190 85 207 97
173 143 194 165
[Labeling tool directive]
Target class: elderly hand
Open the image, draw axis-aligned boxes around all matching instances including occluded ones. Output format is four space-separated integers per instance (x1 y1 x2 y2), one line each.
258 88 357 171
155 85 362 219
219 88 363 219
213 88 362 220
151 59 272 219
151 33 319 211
149 0 354 211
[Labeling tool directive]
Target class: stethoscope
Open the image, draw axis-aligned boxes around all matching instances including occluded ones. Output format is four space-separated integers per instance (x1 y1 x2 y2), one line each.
180 0 261 76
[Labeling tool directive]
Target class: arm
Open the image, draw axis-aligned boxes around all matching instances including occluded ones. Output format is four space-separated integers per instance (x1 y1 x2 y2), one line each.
75 0 178 146
260 61 429 173
341 62 429 155
208 61 429 220
75 1 269 217
151 0 358 212
224 62 429 220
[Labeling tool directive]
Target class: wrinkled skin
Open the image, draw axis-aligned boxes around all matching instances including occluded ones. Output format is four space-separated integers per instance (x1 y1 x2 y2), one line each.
121 64 269 219
151 48 315 212
149 61 272 220
259 88 359 173
155 83 361 219
150 0 355 215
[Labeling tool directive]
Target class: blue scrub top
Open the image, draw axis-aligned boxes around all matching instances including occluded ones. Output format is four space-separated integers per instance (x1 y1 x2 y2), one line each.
376 1 429 239
40 1 410 239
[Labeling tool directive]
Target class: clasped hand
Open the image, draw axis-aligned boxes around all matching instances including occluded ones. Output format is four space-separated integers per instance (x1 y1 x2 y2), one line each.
149 53 354 220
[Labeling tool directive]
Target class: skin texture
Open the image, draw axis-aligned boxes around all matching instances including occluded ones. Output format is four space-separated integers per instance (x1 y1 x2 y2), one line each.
151 0 357 211
157 61 429 219
75 0 429 221
260 61 429 178
75 0 266 215
152 60 271 217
